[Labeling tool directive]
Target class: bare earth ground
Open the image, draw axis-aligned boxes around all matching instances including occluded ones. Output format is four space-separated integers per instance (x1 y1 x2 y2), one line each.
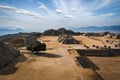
0 36 119 80
88 56 120 80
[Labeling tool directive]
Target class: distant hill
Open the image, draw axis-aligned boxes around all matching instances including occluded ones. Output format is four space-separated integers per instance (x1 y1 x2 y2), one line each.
42 28 80 36
0 28 23 36
71 25 120 33
0 32 41 42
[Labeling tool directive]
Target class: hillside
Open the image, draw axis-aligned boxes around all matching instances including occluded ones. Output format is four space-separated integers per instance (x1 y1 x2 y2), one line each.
0 32 41 42
42 28 80 36
0 28 23 36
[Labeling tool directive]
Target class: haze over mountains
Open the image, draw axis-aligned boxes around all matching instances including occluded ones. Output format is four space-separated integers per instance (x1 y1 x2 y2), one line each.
0 25 120 36
71 25 120 33
0 28 23 36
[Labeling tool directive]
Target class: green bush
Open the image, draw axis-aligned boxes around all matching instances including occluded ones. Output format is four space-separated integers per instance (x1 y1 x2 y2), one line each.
84 45 86 47
104 45 107 48
86 46 89 49
115 45 118 47
27 41 46 53
27 44 33 50
92 45 95 47
96 46 99 49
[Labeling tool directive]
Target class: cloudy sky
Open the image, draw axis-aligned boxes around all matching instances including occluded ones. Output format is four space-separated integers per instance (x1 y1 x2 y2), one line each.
0 0 120 31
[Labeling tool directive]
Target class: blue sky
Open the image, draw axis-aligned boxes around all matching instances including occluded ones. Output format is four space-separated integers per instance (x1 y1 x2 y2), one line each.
0 0 120 31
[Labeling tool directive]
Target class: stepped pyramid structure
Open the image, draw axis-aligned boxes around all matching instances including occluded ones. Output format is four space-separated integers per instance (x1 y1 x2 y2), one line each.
0 41 20 68
58 35 79 44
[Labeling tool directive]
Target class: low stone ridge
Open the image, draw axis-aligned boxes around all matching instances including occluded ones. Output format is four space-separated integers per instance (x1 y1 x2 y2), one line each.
0 41 20 68
102 32 120 39
58 34 79 44
83 32 120 38
0 32 40 48
83 33 101 37
116 34 120 39
76 49 120 56
0 32 41 42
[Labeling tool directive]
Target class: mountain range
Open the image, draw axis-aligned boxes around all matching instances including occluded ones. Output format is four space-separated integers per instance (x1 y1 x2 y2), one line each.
0 28 23 36
0 25 120 36
71 25 120 33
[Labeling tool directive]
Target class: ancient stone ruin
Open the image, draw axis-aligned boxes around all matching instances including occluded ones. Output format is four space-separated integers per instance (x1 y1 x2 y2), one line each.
116 34 120 39
76 49 120 57
0 41 20 68
104 33 117 39
58 35 79 44
83 33 101 37
42 28 77 36
24 36 38 45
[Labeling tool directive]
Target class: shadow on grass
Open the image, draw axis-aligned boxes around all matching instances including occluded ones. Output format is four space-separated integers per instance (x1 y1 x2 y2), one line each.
0 54 27 75
32 52 62 58
76 56 100 70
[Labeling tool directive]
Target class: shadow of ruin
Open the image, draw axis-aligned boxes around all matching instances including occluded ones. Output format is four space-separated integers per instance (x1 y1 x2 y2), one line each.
75 49 120 69
0 54 27 75
76 56 100 70
72 49 120 80
31 52 62 58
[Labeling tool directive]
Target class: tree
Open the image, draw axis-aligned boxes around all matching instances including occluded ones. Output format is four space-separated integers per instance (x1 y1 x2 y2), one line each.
92 45 95 47
86 46 89 49
104 45 107 48
84 45 86 47
27 41 46 54
96 46 99 49
115 45 118 47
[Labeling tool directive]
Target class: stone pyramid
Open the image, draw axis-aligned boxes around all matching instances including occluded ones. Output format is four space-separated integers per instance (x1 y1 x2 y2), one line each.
0 41 20 68
58 35 79 44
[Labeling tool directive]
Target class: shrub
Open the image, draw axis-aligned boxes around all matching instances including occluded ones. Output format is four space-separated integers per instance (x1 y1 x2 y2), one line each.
104 45 107 48
115 45 118 47
92 45 95 47
27 44 33 50
84 45 86 47
86 46 89 49
27 41 46 53
96 46 99 49
106 40 109 42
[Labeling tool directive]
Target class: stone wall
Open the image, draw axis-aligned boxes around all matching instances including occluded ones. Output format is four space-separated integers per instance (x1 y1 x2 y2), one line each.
76 49 120 56
0 42 20 68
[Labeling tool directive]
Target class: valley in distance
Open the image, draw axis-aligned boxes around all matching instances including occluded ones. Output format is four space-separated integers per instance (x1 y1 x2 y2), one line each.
0 28 120 80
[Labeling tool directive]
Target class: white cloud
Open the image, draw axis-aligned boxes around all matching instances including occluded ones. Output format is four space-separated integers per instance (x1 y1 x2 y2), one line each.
99 13 114 17
70 8 77 11
0 0 119 31
39 3 47 10
15 9 45 18
97 0 111 9
64 14 74 18
89 13 115 19
0 5 16 10
0 16 15 20
56 9 64 13
0 5 45 19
